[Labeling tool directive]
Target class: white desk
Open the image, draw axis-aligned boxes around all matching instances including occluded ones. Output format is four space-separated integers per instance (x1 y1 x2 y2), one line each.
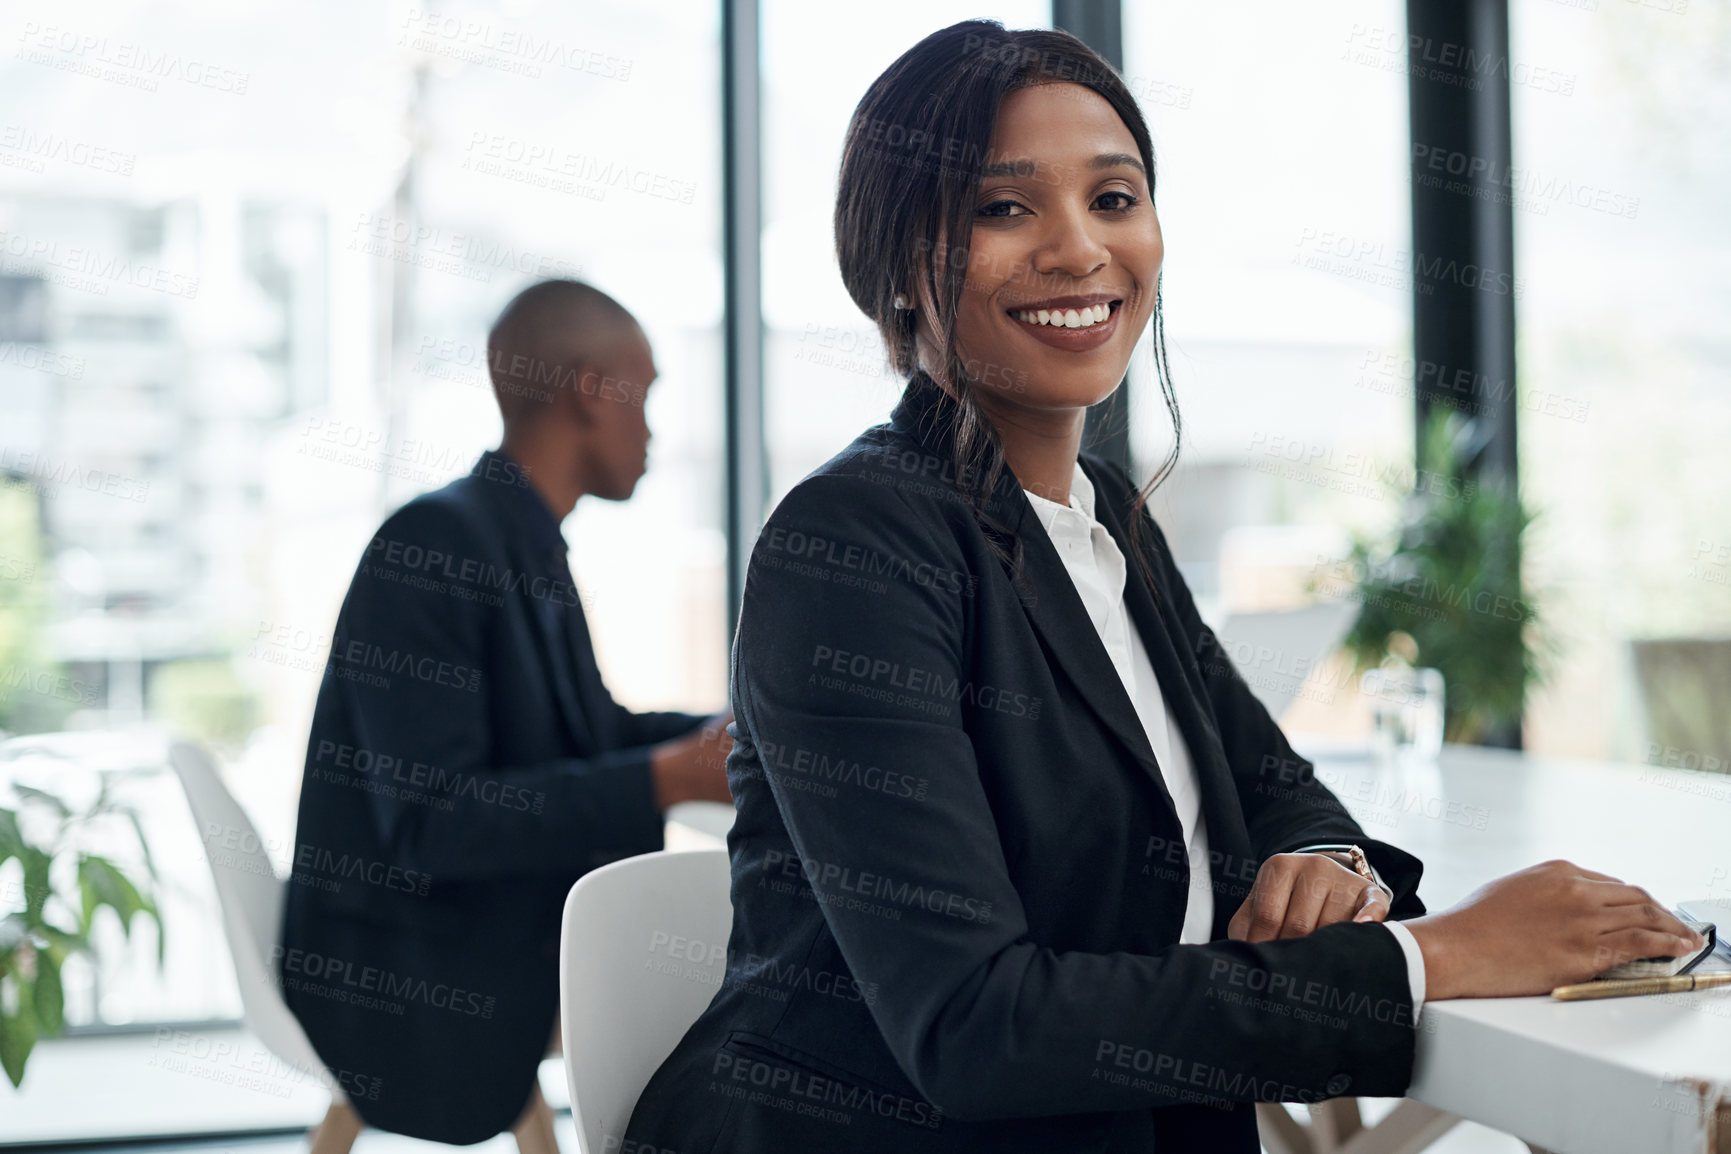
1286 743 1731 1154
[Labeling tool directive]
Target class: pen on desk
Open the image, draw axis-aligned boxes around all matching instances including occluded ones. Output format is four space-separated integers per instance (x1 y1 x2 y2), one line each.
1551 972 1731 1001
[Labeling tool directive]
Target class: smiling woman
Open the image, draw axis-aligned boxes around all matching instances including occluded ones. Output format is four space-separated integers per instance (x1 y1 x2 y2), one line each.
621 18 1704 1154
834 28 1181 585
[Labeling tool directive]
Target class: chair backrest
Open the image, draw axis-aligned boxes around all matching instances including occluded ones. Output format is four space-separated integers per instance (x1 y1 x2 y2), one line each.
1630 638 1731 774
560 848 732 1154
1218 600 1359 720
167 740 334 1092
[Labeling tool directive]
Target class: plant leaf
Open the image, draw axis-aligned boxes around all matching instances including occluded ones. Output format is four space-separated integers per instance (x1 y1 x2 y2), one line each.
0 977 37 1088
0 809 22 867
20 848 51 925
77 855 161 947
31 957 62 1036
79 855 139 937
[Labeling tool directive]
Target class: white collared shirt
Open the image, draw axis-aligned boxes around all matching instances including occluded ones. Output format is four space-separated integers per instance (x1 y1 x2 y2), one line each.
1022 463 1425 1011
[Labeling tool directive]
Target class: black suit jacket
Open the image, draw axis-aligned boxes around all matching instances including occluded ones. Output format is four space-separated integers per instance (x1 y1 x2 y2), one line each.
625 373 1426 1153
280 450 704 1142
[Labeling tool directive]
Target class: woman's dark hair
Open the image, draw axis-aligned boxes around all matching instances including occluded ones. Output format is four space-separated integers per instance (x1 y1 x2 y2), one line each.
834 19 1181 594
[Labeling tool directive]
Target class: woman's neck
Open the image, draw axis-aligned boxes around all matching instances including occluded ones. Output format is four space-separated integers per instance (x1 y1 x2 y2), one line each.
914 360 1085 505
978 395 1086 506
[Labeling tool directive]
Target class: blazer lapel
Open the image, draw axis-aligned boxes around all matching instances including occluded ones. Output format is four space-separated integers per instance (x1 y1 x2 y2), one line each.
560 592 620 749
1004 489 1179 819
887 373 1179 820
536 593 597 752
479 480 597 755
1081 459 1258 930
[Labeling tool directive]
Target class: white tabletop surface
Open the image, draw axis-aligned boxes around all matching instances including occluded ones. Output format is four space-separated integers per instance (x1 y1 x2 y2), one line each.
1302 742 1731 1154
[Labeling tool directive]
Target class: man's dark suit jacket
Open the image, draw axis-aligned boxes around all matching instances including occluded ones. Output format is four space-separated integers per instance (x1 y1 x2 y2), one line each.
280 449 704 1143
625 373 1427 1153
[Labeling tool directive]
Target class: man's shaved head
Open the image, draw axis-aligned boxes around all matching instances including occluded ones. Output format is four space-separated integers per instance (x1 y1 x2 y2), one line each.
487 279 641 428
488 278 660 505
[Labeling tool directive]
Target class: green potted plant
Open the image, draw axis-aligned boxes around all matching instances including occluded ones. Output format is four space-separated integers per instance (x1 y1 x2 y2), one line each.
0 772 162 1087
1326 411 1553 745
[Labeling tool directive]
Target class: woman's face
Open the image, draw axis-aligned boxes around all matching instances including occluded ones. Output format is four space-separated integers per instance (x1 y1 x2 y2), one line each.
917 82 1163 419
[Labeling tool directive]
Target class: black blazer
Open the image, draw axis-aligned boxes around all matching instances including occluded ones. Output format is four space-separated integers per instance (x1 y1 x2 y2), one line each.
625 374 1426 1153
280 450 704 1143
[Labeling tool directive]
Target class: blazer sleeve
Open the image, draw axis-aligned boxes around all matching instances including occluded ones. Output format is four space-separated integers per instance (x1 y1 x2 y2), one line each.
323 501 664 881
616 708 710 748
575 654 709 748
1122 477 1424 916
734 472 1420 1122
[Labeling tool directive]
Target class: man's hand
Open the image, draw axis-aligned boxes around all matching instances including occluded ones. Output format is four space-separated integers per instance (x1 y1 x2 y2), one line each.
1227 852 1390 943
650 710 734 809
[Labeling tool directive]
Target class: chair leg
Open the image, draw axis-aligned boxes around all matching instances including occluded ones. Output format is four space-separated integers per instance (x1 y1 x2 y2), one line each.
308 1102 363 1154
1255 1102 1314 1154
1310 1097 1364 1149
512 1083 559 1154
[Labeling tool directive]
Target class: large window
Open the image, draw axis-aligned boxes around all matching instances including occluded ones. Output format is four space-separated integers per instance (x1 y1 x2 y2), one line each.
0 0 725 1029
1510 2 1731 760
1121 1 1414 735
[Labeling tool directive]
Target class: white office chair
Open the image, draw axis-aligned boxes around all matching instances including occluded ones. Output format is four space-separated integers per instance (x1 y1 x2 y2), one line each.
1216 600 1360 722
166 742 344 1113
170 740 557 1154
559 848 732 1154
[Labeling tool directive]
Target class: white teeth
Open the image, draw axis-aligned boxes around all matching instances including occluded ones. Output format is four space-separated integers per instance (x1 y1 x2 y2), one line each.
1016 303 1113 329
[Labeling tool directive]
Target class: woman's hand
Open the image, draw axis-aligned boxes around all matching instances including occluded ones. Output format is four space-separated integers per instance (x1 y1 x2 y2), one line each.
1228 852 1389 943
1403 859 1707 999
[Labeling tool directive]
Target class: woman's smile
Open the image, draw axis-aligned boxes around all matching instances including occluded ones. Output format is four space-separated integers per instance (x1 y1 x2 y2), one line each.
1003 294 1125 353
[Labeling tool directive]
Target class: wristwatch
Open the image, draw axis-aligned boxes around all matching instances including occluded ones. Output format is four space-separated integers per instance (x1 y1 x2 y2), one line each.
1296 843 1391 897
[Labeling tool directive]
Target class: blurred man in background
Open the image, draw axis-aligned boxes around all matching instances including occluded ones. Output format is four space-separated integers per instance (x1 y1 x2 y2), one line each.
280 279 732 1149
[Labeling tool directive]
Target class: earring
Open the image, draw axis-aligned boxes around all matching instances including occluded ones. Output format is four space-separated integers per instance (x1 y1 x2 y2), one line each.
892 293 910 310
